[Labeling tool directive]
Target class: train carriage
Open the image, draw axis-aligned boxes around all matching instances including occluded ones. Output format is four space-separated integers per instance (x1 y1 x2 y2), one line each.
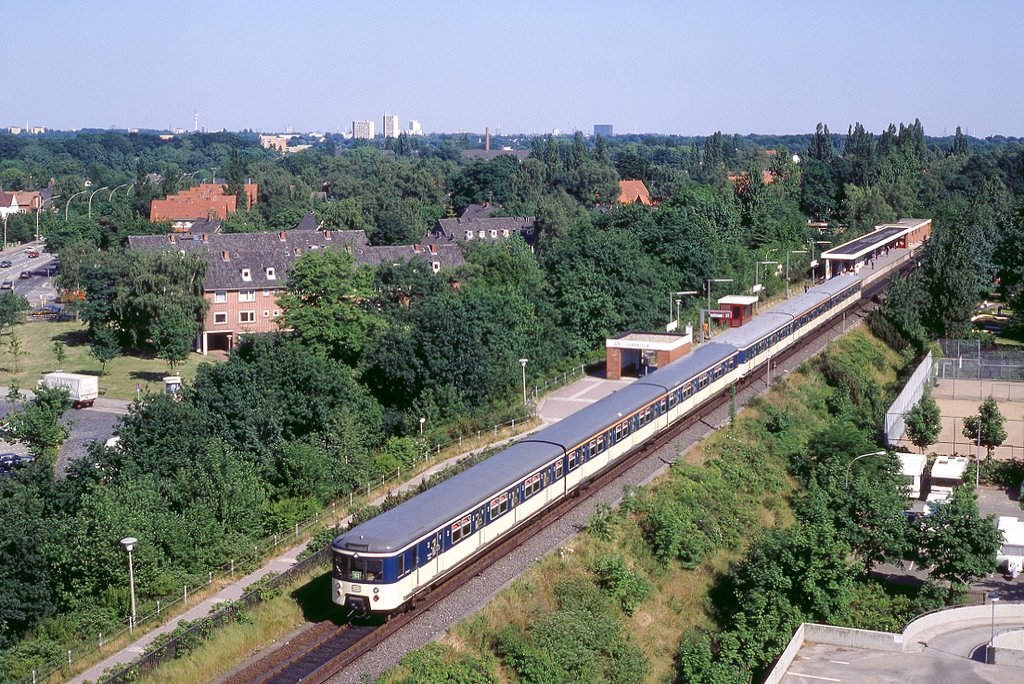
333 273 864 614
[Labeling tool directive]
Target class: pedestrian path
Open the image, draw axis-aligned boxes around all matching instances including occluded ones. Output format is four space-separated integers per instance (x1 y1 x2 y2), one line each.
68 373 629 683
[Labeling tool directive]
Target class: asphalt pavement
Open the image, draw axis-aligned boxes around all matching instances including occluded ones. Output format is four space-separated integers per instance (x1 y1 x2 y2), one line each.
0 240 60 307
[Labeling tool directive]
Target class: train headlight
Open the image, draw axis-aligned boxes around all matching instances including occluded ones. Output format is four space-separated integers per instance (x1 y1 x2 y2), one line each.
373 588 379 594
373 595 379 602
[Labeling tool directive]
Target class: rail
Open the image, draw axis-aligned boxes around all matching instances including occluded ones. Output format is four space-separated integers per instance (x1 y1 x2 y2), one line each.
14 367 589 684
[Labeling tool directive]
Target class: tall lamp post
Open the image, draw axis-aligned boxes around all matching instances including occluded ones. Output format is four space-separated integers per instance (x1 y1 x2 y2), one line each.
108 183 131 201
120 537 138 634
669 290 698 328
65 190 87 221
990 593 1000 664
786 250 807 298
704 278 733 341
418 416 425 436
88 187 110 219
810 240 831 282
754 260 778 313
519 358 529 404
844 450 888 491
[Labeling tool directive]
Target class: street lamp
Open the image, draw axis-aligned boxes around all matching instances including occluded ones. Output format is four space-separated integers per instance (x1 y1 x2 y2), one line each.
120 537 138 634
754 261 778 313
519 358 529 404
704 278 733 341
65 190 87 221
990 592 1000 664
810 240 831 282
109 183 131 201
669 290 698 326
88 187 110 219
844 450 888 491
418 416 426 436
786 250 807 298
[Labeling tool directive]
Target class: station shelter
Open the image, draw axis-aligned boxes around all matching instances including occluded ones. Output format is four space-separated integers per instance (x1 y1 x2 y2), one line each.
606 330 691 379
821 218 931 279
715 295 758 328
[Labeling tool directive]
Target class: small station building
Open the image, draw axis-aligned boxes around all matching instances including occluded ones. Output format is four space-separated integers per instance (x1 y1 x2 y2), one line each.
715 295 758 328
821 218 931 279
606 330 692 379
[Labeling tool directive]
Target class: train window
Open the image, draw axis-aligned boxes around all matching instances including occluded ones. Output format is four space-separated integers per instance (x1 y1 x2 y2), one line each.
397 553 406 577
344 556 384 582
489 493 509 519
569 450 581 470
451 515 473 544
554 460 563 480
524 474 542 498
592 437 605 456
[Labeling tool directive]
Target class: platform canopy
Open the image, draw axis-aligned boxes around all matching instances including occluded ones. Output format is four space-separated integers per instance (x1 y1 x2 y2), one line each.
717 294 758 306
822 218 929 261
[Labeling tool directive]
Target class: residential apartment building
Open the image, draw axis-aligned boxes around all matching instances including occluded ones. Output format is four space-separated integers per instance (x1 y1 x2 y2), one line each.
352 120 375 140
383 114 400 139
150 182 259 230
428 215 536 244
408 120 423 136
128 220 464 354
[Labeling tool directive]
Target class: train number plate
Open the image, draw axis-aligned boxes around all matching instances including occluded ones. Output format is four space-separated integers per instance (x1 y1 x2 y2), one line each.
350 585 362 593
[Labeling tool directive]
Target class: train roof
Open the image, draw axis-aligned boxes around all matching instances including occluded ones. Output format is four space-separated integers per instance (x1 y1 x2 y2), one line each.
636 342 736 390
336 439 565 554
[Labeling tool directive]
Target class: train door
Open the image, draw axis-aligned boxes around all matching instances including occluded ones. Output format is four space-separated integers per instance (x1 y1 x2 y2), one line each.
422 530 443 581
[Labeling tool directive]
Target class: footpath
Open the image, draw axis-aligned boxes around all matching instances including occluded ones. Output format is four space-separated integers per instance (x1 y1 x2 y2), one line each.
68 374 627 683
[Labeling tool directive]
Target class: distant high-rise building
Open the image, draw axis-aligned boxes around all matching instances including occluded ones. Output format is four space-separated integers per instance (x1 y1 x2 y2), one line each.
383 114 399 139
594 124 613 138
352 120 375 140
408 120 423 136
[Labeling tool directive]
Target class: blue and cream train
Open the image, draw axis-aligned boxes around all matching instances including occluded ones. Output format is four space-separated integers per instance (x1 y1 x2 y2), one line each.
332 274 862 613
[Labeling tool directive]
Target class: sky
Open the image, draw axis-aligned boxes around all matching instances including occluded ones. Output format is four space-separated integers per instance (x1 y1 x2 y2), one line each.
4 1 1023 138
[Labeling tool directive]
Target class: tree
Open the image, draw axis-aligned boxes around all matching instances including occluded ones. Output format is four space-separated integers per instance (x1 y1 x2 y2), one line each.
88 323 120 374
52 341 68 371
152 305 197 370
8 332 23 372
6 386 72 459
905 389 942 452
0 291 30 331
951 126 970 157
276 250 379 365
918 485 1001 598
962 395 1007 458
0 479 54 648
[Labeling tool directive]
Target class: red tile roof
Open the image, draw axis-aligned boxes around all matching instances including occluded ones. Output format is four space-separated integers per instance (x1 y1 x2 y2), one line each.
150 183 258 222
618 179 652 205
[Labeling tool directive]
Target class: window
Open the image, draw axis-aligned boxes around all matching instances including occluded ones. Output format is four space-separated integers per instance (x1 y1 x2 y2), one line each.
489 229 497 238
213 291 227 303
334 554 383 582
431 261 441 273
239 289 255 302
490 493 509 519
266 267 276 280
273 309 280 318
241 268 252 281
451 515 472 544
263 289 271 297
239 311 256 323
213 312 227 325
569 450 581 470
465 230 473 240
263 310 270 318
554 460 563 480
524 474 542 498
396 553 406 576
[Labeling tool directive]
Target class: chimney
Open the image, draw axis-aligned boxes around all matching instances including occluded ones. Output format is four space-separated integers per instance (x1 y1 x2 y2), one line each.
278 231 286 241
201 233 208 243
485 127 490 152
428 244 437 255
221 250 230 262
168 234 176 243
324 230 332 240
413 244 421 253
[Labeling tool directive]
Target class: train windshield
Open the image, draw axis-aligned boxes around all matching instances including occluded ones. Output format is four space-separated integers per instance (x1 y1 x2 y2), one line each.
333 553 384 582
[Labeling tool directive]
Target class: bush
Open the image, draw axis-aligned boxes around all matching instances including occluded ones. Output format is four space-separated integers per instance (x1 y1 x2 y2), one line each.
592 553 651 615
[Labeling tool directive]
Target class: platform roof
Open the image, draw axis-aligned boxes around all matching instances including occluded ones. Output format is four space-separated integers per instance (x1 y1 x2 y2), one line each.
931 456 969 479
898 452 927 476
822 225 911 260
718 294 758 306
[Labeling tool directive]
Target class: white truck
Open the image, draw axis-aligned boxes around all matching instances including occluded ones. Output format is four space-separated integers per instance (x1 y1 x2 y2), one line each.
40 372 99 408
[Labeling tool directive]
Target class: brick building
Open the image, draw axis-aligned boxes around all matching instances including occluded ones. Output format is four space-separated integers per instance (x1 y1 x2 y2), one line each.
150 182 259 230
128 224 464 354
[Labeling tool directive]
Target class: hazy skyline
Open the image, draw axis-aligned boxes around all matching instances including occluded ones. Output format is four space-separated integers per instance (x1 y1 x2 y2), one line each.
4 1 1023 137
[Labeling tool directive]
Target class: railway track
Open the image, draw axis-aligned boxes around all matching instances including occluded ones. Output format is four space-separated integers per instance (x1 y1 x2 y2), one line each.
224 258 910 684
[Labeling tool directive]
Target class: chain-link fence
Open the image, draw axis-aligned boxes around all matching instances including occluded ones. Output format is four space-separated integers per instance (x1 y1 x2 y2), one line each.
885 352 933 447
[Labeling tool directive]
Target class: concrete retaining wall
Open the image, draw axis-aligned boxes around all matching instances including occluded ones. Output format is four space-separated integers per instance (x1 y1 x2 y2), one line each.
804 623 903 652
993 629 1024 668
902 603 1024 646
761 624 805 684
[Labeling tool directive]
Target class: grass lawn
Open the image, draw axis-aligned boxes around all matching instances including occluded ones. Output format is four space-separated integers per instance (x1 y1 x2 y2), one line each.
1 320 219 400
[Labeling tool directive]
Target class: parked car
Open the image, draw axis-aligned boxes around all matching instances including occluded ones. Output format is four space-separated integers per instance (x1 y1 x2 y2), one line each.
18 271 31 279
0 281 12 290
26 250 40 258
0 260 12 268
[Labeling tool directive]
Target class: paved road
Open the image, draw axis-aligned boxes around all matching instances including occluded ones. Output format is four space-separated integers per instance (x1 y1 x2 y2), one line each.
0 240 60 306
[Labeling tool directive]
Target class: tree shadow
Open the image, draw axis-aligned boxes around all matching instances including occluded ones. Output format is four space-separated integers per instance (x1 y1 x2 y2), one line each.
129 370 168 383
290 571 388 627
54 329 91 347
